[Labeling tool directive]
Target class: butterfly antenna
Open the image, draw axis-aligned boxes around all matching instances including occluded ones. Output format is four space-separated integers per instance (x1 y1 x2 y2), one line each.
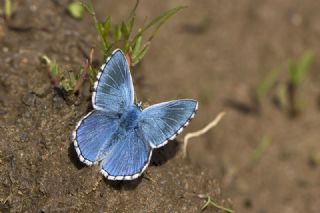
137 101 143 110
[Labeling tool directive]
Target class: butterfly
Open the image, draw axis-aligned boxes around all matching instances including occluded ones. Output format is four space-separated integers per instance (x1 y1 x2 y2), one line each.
72 49 198 180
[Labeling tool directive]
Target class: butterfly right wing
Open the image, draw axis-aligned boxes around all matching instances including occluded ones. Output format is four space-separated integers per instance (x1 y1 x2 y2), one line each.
138 99 198 148
72 110 119 165
92 49 134 114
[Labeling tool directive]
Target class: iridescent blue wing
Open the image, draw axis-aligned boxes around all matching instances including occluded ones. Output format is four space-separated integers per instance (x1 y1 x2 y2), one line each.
92 49 134 114
100 129 152 180
138 99 198 148
72 110 119 165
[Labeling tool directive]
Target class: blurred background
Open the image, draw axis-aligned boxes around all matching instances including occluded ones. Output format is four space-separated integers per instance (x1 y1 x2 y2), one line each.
0 0 320 212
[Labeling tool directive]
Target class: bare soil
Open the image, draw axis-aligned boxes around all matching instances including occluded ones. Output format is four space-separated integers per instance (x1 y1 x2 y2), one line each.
1 0 320 213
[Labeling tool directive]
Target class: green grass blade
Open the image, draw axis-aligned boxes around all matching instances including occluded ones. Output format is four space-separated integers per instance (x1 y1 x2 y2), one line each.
256 68 279 104
114 24 122 43
68 72 76 85
82 1 110 51
275 83 288 110
132 44 149 66
132 33 142 58
126 15 135 40
127 0 139 20
148 6 187 42
201 196 234 213
252 135 271 163
289 50 314 86
121 22 130 40
122 16 136 53
5 0 12 19
51 62 60 77
131 6 186 46
103 17 112 36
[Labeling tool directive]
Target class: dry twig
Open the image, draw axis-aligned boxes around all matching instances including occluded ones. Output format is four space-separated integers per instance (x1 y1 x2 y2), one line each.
73 47 94 93
183 112 225 158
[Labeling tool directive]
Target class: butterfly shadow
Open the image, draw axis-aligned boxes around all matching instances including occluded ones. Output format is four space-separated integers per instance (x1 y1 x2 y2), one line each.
224 98 258 115
103 177 142 190
68 143 86 169
150 139 180 167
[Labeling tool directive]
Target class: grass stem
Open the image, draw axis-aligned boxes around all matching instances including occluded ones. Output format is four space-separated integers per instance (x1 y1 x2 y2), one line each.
198 195 234 213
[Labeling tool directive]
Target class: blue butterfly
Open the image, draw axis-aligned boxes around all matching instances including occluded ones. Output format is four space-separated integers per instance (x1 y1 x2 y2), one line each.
72 49 198 180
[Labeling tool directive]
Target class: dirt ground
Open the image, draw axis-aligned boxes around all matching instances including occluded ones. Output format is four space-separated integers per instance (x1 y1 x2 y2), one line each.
1 0 320 212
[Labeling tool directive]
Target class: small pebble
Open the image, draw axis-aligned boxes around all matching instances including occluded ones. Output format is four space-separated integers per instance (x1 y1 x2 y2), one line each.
3 47 8 53
22 93 36 106
30 5 37 12
20 132 29 142
21 58 28 64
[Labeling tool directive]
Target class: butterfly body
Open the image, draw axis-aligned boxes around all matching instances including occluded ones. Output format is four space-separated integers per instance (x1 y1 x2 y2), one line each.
73 49 198 180
119 105 142 130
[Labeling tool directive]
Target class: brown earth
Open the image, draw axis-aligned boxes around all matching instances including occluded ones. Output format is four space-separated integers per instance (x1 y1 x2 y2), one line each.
1 0 320 213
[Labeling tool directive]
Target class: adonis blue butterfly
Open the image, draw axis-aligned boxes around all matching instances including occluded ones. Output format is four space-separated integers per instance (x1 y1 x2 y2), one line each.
72 49 198 180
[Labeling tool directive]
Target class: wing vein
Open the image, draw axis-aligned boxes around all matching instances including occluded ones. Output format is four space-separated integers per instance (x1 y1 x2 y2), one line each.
152 118 167 139
105 73 120 89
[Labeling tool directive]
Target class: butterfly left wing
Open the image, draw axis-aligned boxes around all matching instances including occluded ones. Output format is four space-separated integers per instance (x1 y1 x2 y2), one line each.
92 49 134 114
73 110 120 165
100 129 152 180
138 99 198 148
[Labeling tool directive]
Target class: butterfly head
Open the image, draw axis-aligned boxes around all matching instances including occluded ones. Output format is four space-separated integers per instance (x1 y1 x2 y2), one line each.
137 101 143 111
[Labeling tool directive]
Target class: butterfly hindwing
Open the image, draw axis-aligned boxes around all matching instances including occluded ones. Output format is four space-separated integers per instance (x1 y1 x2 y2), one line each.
138 99 198 148
73 110 119 165
100 129 152 180
92 49 134 114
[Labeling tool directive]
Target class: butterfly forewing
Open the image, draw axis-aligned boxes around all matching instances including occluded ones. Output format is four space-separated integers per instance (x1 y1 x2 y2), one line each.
92 49 134 114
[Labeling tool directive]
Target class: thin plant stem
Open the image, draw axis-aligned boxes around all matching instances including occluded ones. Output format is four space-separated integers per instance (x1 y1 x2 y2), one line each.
125 53 132 68
198 194 234 213
73 48 94 94
127 0 139 20
41 55 60 88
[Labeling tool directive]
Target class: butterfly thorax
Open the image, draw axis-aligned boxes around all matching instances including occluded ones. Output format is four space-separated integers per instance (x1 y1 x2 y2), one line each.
119 105 142 130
